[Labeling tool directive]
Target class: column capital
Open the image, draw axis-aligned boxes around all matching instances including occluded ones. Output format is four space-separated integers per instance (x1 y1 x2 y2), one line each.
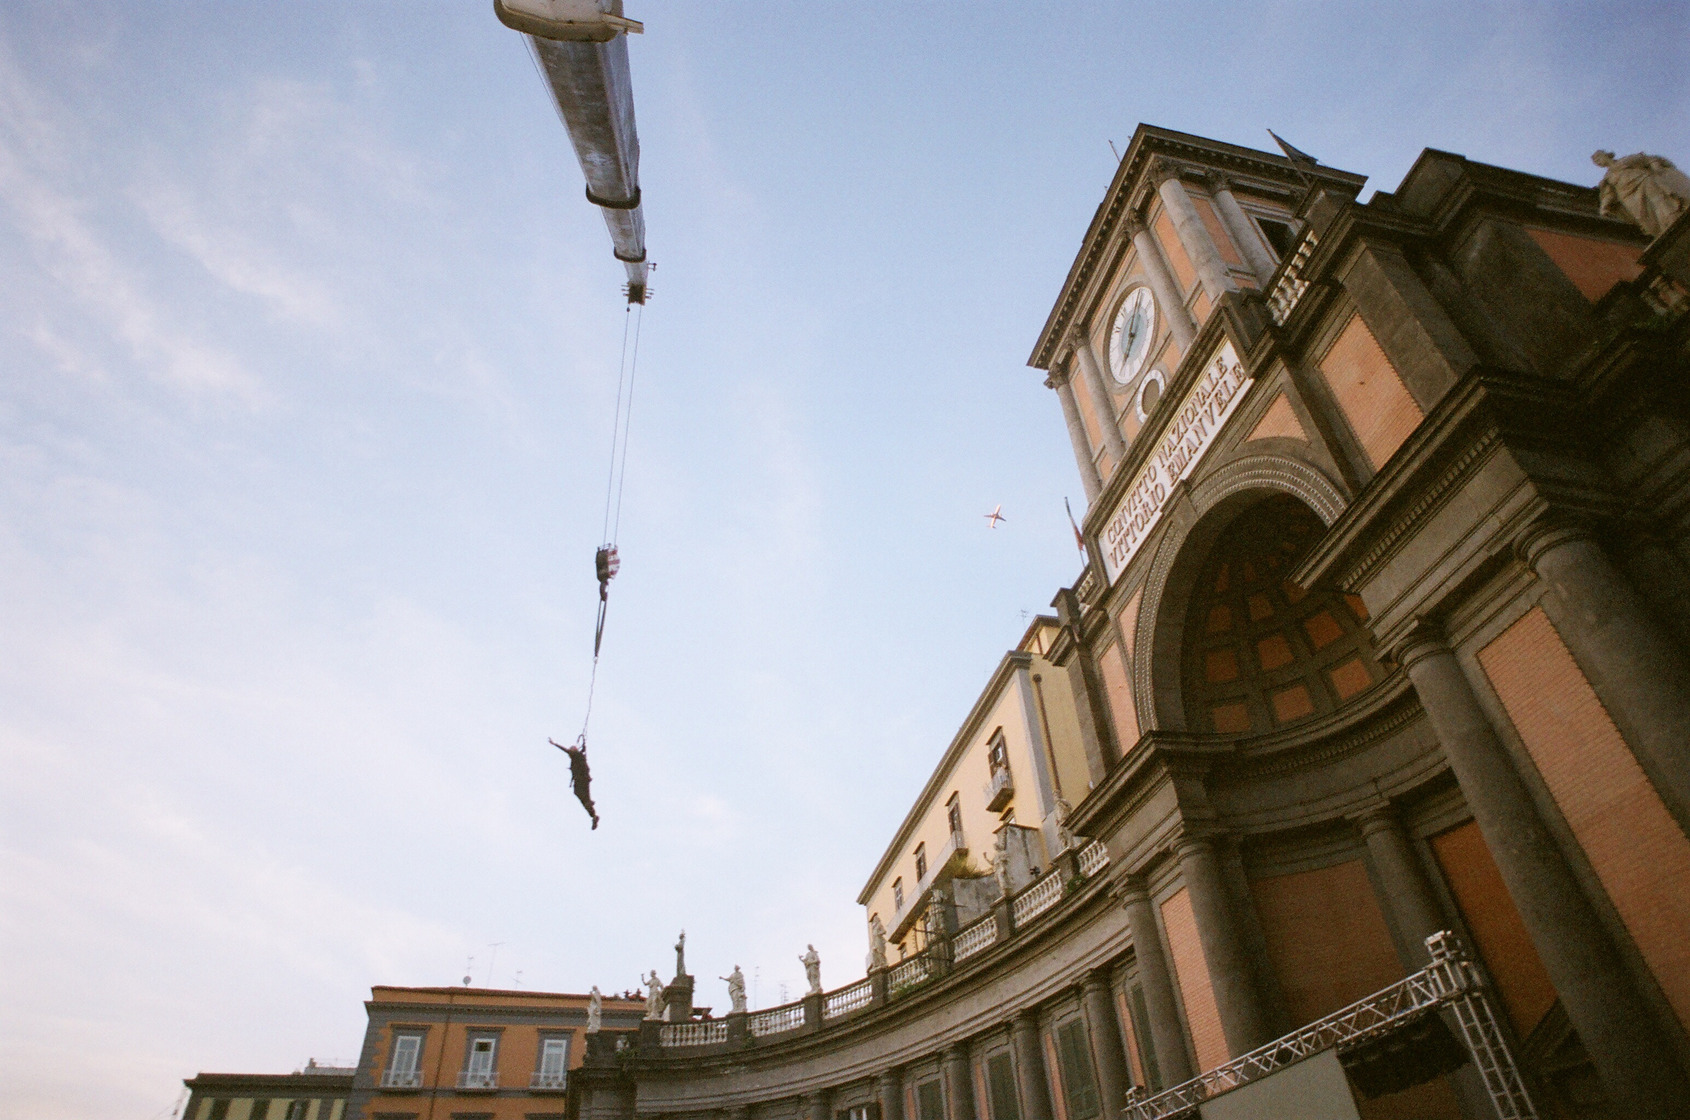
944 1041 971 1062
1012 1005 1042 1030
874 1069 903 1090
1043 366 1073 390
1106 868 1151 907
1202 169 1234 193
1064 322 1094 354
1391 619 1451 671
1514 516 1596 572
1082 964 1115 995
1350 799 1404 837
1148 157 1184 186
1171 829 1224 862
1124 213 1150 239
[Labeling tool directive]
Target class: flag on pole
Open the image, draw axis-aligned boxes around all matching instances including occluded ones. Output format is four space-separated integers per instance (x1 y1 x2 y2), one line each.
1065 498 1087 557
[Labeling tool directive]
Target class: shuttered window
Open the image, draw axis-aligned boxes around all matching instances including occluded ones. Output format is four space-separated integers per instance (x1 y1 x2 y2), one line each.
1053 1020 1100 1120
985 1053 1020 1120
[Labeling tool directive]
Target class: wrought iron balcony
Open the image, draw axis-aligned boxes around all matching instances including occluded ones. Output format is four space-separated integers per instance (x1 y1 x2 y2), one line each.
379 1069 422 1090
456 1070 499 1091
530 1071 568 1091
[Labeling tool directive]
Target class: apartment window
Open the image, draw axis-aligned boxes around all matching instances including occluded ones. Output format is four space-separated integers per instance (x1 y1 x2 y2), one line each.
915 843 928 882
285 1103 309 1120
384 1033 423 1089
985 1053 1021 1120
460 1034 498 1089
947 793 964 838
847 1108 873 1120
209 1103 230 1120
916 1079 946 1120
250 1103 271 1120
1054 1018 1101 1120
893 878 905 909
1254 216 1296 259
987 730 1008 774
539 1037 568 1076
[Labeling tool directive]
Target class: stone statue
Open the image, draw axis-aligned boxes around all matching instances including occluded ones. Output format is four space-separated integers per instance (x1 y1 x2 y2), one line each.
868 915 889 971
1054 797 1078 853
674 930 687 977
993 829 1013 894
721 965 747 1014
644 970 665 1020
1593 149 1690 239
587 985 603 1033
800 944 822 994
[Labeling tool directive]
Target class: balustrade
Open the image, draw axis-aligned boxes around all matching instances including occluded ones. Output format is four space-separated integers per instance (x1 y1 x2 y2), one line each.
661 1020 729 1047
1011 868 1064 924
952 917 997 961
824 979 874 1019
749 1003 807 1037
1077 838 1109 877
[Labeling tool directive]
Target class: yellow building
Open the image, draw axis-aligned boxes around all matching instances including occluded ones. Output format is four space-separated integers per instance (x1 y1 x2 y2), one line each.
182 1062 352 1120
859 618 1093 960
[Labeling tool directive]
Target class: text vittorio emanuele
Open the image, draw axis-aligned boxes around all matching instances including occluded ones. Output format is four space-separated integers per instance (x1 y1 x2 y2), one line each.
1099 340 1254 584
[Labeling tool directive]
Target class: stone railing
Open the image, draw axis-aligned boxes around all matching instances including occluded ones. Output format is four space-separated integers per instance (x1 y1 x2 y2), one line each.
888 953 936 992
661 1020 729 1047
1267 228 1319 325
824 979 874 1019
653 831 1117 1049
952 917 997 962
1012 868 1065 925
1078 838 1110 877
749 1003 806 1037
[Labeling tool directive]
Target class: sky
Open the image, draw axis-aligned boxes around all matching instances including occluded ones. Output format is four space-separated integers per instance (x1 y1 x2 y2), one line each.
0 2 1686 1117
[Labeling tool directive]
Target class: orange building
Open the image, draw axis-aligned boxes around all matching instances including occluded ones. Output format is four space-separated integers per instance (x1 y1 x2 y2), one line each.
344 985 644 1120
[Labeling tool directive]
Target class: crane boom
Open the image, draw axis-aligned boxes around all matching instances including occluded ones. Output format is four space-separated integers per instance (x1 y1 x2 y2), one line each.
495 0 649 303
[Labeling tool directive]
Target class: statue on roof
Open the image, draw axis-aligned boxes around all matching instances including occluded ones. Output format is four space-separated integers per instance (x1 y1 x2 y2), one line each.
587 986 603 1033
721 965 747 1014
1593 149 1690 238
674 930 687 978
644 970 664 1020
1055 796 1078 853
800 944 822 994
868 915 889 971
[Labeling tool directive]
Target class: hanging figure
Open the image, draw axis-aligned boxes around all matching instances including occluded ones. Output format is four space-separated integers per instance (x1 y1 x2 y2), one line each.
550 736 600 829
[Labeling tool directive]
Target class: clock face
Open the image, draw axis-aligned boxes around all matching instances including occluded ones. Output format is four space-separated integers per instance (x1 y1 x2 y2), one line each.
1109 287 1157 385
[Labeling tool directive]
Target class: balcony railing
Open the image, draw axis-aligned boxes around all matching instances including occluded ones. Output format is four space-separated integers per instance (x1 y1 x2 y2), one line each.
1011 867 1065 925
749 1003 806 1037
824 979 873 1019
984 767 1014 811
1077 838 1109 877
456 1070 498 1091
661 1020 729 1047
952 916 997 962
529 1071 568 1091
379 1069 422 1090
887 953 936 991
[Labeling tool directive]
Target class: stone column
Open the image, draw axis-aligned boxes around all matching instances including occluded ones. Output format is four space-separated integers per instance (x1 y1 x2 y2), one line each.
942 1044 976 1120
1128 219 1197 353
1153 164 1236 305
1519 521 1690 833
1113 875 1193 1086
876 1069 905 1120
1067 330 1128 464
804 1088 833 1120
1398 627 1690 1117
1354 804 1447 968
1081 969 1132 1120
1204 173 1278 285
1173 836 1275 1056
1046 369 1102 505
1010 1010 1054 1120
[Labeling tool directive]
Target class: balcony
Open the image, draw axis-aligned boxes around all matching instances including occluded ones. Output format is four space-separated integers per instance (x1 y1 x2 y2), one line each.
984 766 1014 812
530 1071 568 1091
457 1070 499 1091
380 1070 422 1090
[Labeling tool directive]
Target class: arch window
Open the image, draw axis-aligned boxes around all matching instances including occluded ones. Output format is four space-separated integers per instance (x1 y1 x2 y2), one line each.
1181 496 1385 735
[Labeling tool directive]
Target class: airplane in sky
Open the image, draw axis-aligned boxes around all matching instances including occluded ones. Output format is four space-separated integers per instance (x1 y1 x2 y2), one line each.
984 504 1006 528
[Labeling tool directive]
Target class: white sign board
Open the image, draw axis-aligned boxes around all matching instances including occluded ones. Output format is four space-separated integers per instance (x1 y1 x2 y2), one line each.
1097 338 1254 585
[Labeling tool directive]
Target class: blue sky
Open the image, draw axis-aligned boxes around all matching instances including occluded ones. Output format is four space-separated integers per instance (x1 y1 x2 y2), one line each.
1 3 1685 1117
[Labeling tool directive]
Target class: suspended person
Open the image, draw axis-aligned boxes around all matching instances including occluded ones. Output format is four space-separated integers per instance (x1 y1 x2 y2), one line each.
550 737 600 829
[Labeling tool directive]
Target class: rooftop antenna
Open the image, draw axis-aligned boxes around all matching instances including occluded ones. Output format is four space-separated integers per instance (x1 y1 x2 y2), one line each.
1108 139 1122 163
464 954 475 986
486 942 505 987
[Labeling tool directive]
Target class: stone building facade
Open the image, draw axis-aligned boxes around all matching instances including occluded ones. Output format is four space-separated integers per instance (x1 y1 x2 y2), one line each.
547 126 1690 1120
